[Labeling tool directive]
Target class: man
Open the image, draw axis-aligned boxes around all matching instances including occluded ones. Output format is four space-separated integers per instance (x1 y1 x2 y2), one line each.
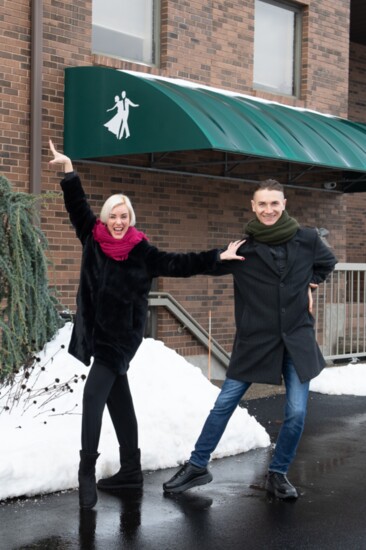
163 180 337 500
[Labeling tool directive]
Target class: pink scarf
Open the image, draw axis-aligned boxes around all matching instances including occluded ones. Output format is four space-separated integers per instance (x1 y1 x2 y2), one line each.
92 219 148 261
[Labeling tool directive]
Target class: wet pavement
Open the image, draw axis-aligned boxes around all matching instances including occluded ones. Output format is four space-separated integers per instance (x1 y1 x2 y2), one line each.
1 392 366 550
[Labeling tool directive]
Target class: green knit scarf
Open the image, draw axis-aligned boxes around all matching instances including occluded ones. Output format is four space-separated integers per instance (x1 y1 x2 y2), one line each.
245 211 300 245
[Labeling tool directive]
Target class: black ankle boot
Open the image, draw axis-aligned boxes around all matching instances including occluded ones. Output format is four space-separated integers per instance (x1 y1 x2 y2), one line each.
265 471 298 500
97 448 143 490
78 450 100 509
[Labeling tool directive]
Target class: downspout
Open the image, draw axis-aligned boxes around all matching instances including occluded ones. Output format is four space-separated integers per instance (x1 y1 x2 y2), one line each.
30 0 43 195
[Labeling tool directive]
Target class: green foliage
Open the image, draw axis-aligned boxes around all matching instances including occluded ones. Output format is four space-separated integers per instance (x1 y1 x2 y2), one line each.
0 175 65 384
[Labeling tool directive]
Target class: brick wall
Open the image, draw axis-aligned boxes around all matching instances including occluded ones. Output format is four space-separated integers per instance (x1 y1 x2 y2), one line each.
345 41 366 263
0 0 358 359
349 43 366 121
0 0 31 189
301 0 350 116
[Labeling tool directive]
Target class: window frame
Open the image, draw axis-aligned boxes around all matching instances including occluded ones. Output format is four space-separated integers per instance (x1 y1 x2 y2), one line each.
91 0 161 67
253 0 302 98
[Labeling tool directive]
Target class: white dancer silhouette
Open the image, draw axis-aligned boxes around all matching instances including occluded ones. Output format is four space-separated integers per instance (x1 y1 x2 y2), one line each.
104 91 139 140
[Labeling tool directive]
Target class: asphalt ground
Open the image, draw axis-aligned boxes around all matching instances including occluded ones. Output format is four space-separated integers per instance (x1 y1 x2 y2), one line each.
1 392 365 550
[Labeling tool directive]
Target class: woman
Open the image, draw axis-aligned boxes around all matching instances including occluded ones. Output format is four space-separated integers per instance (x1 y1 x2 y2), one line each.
49 140 244 509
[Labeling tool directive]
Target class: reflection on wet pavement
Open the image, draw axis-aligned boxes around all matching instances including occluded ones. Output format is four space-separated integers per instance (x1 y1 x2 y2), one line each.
2 394 366 550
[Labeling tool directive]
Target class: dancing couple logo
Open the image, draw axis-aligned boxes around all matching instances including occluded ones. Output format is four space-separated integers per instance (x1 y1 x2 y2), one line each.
104 90 139 140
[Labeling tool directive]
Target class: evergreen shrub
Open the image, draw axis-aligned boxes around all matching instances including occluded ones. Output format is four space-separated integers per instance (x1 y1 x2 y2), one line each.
0 175 64 384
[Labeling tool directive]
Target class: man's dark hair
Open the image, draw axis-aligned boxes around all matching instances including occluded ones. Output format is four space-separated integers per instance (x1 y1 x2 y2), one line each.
253 179 284 196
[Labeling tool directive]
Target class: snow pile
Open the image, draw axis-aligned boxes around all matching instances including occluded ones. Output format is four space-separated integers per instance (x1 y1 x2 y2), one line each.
310 363 366 396
0 323 269 500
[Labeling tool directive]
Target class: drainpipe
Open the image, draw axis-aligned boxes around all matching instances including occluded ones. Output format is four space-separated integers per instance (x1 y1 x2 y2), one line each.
30 0 43 195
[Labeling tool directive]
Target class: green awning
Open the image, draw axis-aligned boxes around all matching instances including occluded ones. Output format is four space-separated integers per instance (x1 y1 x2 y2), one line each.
64 66 366 173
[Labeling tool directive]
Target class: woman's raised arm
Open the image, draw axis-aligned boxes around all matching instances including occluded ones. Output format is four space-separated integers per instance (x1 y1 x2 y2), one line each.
49 139 74 173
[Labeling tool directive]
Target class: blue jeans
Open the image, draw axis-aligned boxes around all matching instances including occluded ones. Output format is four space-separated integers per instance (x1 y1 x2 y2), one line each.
190 352 310 474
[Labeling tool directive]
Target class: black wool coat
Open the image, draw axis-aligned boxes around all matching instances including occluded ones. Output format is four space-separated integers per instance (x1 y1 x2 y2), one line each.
210 231 337 384
61 174 220 374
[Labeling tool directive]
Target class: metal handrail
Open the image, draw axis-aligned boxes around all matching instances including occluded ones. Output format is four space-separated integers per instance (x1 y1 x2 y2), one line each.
148 291 230 368
315 263 366 361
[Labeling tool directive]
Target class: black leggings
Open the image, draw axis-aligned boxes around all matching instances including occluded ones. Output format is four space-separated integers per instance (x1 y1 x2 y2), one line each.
81 360 138 454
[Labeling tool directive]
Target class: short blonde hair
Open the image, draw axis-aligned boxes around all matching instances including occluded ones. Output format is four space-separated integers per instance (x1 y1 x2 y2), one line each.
100 194 136 226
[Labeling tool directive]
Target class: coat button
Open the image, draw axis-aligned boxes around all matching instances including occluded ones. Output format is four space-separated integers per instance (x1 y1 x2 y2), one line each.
280 283 285 287
281 308 285 313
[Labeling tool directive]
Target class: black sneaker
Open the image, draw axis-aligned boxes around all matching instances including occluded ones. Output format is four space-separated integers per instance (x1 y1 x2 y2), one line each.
163 462 213 494
265 471 298 500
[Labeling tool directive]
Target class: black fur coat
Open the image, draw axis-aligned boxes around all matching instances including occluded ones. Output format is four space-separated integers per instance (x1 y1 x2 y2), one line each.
61 174 219 374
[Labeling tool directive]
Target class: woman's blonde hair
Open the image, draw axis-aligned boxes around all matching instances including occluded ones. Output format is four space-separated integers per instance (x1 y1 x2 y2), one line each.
100 194 136 226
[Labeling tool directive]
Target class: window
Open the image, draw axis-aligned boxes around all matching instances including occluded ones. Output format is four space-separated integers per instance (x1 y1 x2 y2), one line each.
92 0 160 65
253 0 302 96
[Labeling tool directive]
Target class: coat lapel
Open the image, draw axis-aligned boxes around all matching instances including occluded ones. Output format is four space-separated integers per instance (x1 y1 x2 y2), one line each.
254 235 300 279
254 242 280 275
281 236 300 280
